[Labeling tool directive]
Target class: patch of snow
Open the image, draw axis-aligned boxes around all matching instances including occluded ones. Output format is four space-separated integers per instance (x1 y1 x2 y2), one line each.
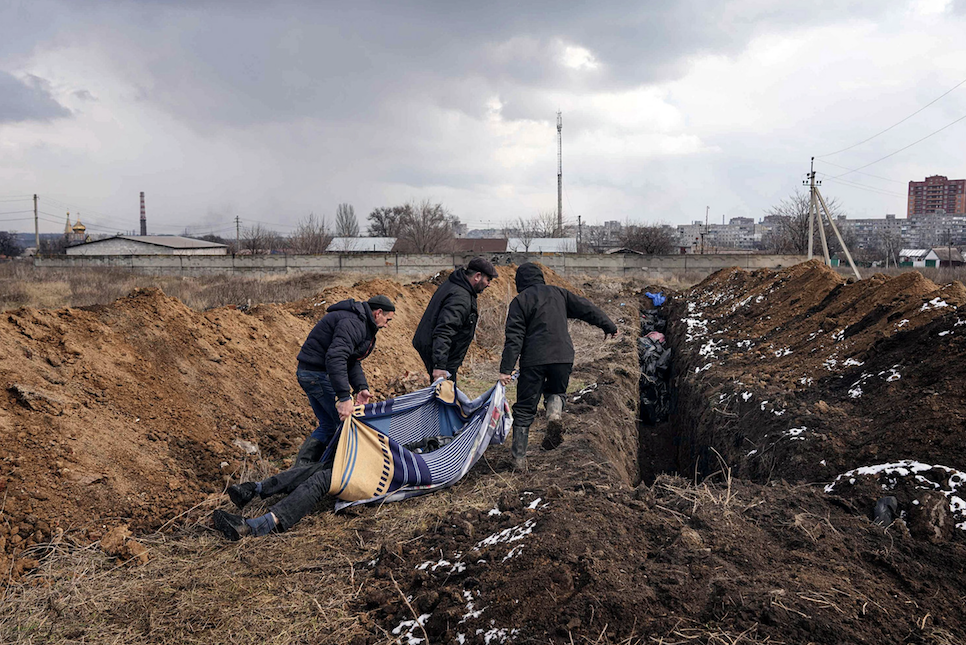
526 497 543 510
896 319 909 328
488 507 502 516
502 545 524 562
920 297 949 312
474 519 536 550
800 376 814 386
939 330 952 337
831 329 845 342
843 358 864 367
848 386 862 399
741 391 753 402
774 347 792 357
393 613 432 644
747 449 758 457
736 339 752 349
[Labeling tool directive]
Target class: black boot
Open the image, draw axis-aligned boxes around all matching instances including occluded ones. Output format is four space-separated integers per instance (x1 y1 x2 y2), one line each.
227 482 258 509
511 424 530 472
213 509 251 541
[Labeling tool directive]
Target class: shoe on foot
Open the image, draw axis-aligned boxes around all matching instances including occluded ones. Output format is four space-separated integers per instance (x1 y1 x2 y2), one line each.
213 509 251 541
546 394 564 422
512 456 528 472
227 482 258 509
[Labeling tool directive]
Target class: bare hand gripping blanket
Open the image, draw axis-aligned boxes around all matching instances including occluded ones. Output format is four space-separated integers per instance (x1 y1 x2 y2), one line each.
327 380 511 510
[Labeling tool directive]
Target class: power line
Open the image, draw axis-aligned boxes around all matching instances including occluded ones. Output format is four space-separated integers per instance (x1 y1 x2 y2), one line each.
828 111 966 180
819 75 966 158
813 159 906 184
818 174 906 198
0 210 33 215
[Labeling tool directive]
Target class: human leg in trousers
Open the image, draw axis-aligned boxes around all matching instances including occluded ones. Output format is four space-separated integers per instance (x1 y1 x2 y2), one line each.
295 368 342 467
543 363 573 422
269 466 334 531
510 365 548 469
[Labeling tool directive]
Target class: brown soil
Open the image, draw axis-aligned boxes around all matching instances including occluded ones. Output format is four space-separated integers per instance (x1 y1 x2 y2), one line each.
2 260 966 645
0 264 567 578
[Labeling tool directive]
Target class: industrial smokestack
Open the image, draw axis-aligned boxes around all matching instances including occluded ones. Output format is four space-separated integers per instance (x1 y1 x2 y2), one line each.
140 192 147 236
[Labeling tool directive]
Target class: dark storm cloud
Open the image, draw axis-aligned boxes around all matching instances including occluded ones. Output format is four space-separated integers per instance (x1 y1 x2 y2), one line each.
31 0 894 130
0 71 71 123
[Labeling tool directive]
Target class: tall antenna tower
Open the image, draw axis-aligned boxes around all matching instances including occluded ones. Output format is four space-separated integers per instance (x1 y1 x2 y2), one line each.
557 111 563 235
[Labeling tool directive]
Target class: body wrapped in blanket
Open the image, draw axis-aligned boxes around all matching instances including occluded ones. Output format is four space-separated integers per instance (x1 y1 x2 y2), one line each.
213 380 511 540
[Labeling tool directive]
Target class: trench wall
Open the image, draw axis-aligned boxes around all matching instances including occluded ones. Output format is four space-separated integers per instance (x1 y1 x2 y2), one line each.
35 252 805 278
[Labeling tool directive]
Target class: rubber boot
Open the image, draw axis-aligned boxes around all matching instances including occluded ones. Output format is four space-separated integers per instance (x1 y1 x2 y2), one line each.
546 394 564 422
511 424 530 472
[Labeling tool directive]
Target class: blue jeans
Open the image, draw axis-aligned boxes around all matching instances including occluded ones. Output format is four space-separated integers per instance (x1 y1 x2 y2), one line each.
296 368 341 448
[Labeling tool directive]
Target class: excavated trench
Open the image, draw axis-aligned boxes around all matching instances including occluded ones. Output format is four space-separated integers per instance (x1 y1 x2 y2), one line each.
635 295 720 485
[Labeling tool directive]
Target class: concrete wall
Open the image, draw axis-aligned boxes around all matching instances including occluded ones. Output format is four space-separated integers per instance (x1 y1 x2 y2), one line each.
36 252 807 278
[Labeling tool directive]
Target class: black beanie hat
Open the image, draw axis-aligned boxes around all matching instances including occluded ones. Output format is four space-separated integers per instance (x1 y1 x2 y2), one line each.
367 295 395 312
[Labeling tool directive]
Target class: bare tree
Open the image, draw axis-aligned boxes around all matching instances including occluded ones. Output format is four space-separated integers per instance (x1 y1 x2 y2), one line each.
367 205 408 237
0 231 23 257
619 224 675 254
535 210 564 237
290 212 333 254
514 216 540 252
585 226 609 253
875 228 903 267
763 190 845 254
241 224 278 255
335 203 360 237
396 200 455 253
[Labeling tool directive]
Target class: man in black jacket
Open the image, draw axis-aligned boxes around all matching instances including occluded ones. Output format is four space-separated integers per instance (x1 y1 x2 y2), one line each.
498 263 618 471
291 294 395 467
412 257 498 385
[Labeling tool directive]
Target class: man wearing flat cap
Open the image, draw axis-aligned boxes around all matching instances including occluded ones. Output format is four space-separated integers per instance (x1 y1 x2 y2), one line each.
290 294 395 467
413 257 497 385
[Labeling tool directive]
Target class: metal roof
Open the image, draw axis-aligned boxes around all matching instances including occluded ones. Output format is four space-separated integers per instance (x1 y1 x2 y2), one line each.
899 249 930 259
325 237 397 252
506 238 578 253
83 235 227 249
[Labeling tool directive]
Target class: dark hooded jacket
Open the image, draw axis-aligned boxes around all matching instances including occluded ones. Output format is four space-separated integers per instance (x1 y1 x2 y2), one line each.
297 299 378 401
412 269 479 373
499 263 617 373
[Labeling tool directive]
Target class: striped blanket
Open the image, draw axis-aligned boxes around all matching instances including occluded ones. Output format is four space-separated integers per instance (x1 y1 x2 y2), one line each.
327 380 511 510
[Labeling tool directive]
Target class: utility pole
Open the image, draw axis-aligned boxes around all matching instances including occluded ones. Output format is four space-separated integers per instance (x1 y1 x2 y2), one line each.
701 206 709 255
806 157 817 260
33 194 38 249
235 215 240 251
557 111 563 235
577 215 582 250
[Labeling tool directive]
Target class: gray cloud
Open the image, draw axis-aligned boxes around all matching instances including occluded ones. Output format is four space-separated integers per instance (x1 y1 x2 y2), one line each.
0 71 71 123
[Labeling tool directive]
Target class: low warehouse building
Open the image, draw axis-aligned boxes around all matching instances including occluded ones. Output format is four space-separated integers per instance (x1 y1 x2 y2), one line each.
66 236 229 256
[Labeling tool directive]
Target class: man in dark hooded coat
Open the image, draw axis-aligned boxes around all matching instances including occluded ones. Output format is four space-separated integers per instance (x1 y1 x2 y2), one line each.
412 257 498 384
498 263 618 470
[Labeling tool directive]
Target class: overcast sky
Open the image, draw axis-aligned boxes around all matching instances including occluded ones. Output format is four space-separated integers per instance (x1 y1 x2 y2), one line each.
3 0 966 237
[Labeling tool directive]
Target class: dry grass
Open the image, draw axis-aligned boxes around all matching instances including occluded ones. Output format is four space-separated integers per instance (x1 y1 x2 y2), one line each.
0 456 521 644
0 263 404 312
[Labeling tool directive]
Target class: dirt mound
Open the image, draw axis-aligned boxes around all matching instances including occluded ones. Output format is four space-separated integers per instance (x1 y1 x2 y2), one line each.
0 263 577 581
669 259 966 527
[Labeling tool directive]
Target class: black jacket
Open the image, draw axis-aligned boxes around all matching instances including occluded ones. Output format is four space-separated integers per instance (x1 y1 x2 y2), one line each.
297 299 378 401
412 269 478 372
500 263 617 373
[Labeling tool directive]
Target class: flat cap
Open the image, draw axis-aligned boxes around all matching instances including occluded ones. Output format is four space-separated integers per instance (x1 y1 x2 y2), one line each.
367 294 395 312
466 256 498 279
